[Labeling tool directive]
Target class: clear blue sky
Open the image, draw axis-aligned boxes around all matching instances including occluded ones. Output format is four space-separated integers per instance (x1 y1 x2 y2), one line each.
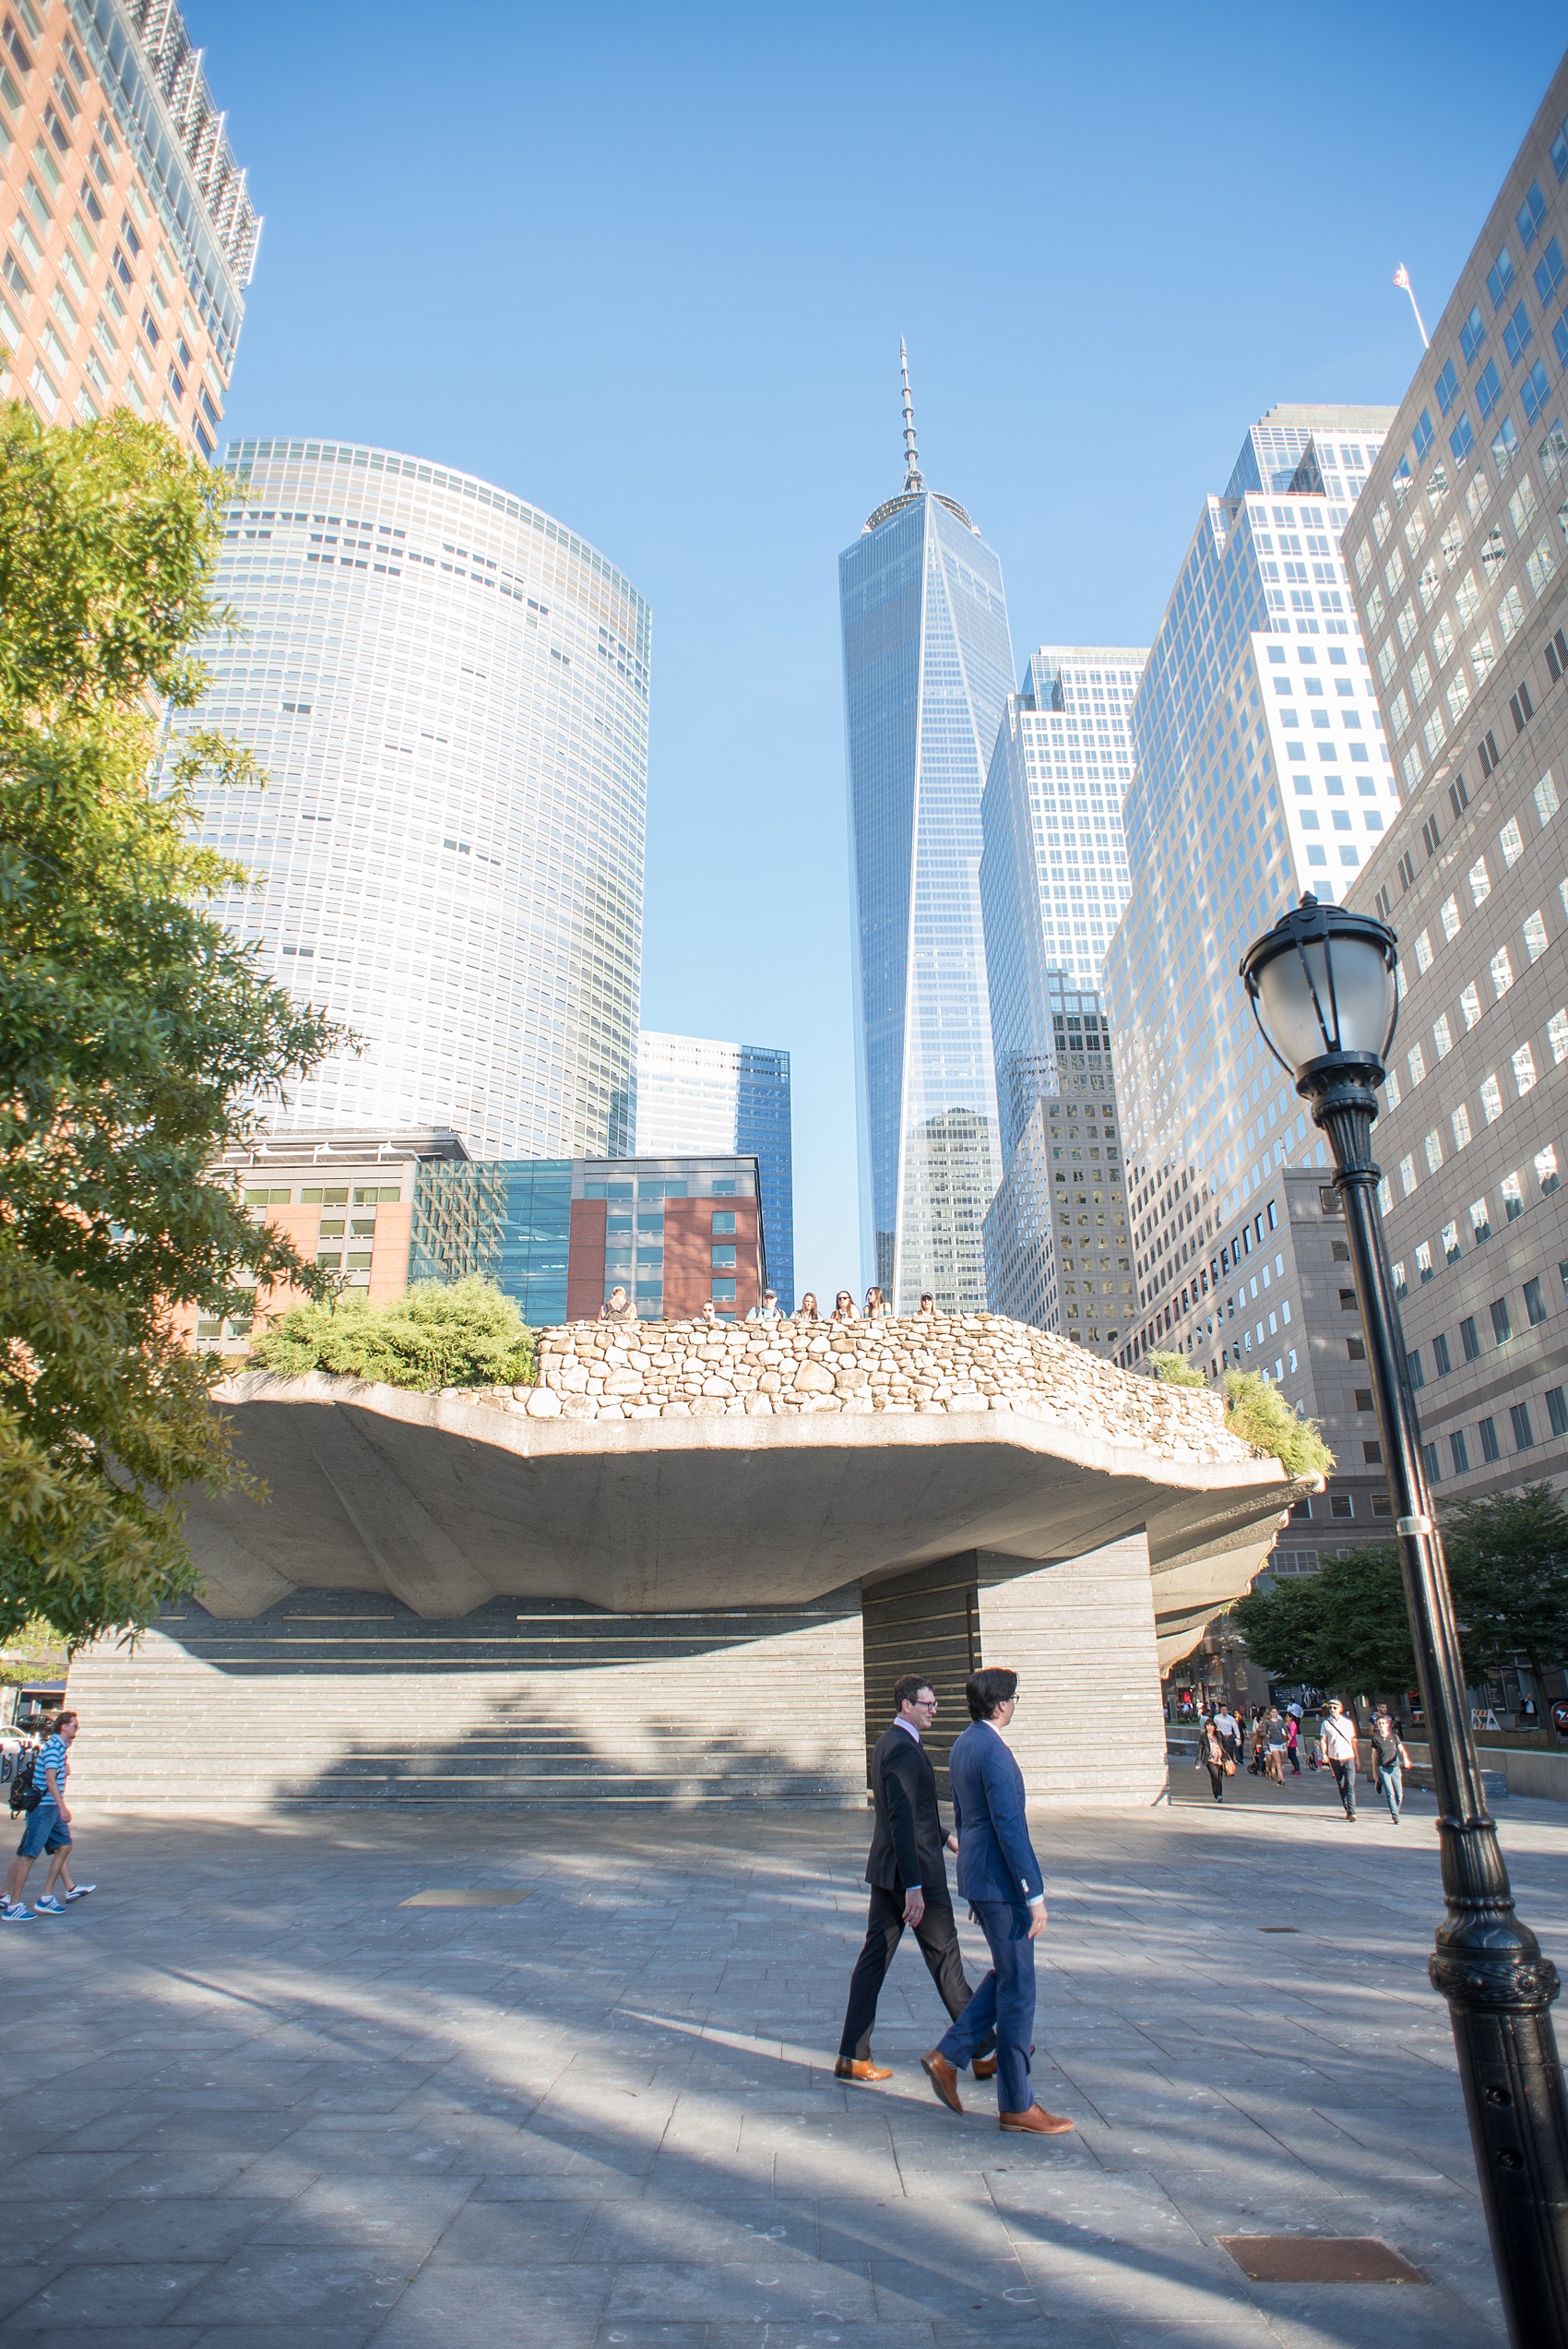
196 0 1565 1296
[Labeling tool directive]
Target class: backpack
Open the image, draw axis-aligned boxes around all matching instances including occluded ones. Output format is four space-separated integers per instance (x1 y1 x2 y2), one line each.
8 1747 42 1815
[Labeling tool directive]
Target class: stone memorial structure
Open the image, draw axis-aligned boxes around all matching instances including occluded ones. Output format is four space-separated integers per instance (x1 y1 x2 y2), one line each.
67 1318 1311 1809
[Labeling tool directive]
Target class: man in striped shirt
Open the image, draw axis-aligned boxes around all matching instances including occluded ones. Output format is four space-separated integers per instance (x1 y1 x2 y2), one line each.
1 1712 94 1921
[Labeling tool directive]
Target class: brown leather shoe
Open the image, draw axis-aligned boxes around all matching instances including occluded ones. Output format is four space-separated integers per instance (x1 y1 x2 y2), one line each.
999 2104 1075 2135
834 2057 893 2082
972 2043 1031 2080
921 2049 964 2114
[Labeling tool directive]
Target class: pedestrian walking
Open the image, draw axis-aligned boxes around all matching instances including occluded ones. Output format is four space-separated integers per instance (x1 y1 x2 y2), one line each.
2 1713 91 1920
1197 1713 1229 1802
1370 1710 1411 1822
830 1289 859 1322
1265 1709 1288 1784
1285 1711 1301 1775
836 1676 995 2084
1213 1704 1240 1767
921 1668 1074 2137
1320 1698 1359 1818
795 1292 820 1321
599 1285 638 1325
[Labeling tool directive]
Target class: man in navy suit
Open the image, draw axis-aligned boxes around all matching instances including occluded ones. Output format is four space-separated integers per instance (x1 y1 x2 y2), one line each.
921 1668 1074 2137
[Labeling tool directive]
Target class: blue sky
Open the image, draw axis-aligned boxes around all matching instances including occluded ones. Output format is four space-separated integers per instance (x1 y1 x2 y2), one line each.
196 0 1566 1294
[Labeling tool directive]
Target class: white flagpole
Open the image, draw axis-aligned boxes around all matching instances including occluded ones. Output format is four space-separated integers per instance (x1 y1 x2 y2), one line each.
1394 266 1430 349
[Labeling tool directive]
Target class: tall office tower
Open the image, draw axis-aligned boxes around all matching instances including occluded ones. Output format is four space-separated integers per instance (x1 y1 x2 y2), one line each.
1344 55 1568 1509
840 348 1016 1310
979 976 1129 1348
167 439 650 1159
979 647 1143 1343
1101 404 1409 1552
634 1031 795 1307
0 0 255 457
983 645 1145 998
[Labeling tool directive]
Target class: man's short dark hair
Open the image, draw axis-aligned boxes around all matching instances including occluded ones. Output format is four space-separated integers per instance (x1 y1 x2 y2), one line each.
967 1667 1018 1721
893 1674 933 1711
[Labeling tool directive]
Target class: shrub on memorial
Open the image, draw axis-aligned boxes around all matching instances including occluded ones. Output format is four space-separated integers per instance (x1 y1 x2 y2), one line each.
251 1277 536 1391
0 403 340 1649
1146 1350 1205 1388
1222 1368 1333 1481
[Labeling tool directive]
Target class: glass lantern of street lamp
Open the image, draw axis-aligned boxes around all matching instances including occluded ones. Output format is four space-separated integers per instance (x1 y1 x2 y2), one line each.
1239 893 1399 1086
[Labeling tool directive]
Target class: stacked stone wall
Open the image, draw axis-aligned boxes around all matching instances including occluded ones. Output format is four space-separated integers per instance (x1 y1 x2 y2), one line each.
472 1313 1255 1462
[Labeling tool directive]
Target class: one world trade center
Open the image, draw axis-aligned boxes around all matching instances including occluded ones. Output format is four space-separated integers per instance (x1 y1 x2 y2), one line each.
839 350 1015 1309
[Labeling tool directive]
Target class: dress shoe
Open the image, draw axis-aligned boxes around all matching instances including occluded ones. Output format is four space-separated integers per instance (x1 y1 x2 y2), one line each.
834 2057 893 2082
999 2104 1075 2135
972 2043 1032 2080
921 2049 964 2114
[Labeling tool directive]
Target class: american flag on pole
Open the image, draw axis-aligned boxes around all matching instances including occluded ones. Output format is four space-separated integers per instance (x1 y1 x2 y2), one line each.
1394 265 1412 290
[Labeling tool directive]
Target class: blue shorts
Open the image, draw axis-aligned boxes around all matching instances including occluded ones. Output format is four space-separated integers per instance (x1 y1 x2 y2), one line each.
16 1801 70 1860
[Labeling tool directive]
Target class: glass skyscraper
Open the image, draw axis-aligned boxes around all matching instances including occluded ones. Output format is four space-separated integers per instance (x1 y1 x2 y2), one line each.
634 1031 795 1307
979 644 1146 1346
166 439 650 1161
840 351 1016 1309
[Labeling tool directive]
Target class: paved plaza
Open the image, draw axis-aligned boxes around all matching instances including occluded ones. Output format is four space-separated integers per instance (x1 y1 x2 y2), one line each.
4 1773 1567 2346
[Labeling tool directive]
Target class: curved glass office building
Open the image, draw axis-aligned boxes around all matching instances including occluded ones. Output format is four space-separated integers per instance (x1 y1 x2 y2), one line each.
167 440 650 1158
840 358 1015 1310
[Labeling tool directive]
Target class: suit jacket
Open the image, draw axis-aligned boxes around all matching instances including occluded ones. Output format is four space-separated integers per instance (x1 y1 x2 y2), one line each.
948 1720 1044 1907
865 1722 952 1900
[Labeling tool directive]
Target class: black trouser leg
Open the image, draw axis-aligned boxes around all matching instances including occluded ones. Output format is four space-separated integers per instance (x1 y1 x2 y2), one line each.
839 1886 992 2062
911 1900 994 2057
839 1885 905 2060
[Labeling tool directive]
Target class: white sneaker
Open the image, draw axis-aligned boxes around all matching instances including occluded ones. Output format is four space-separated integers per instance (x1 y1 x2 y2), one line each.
64 1885 96 1901
33 1895 65 1914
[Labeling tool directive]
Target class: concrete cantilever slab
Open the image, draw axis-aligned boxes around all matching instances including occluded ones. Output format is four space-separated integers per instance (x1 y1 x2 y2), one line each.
197 1317 1309 1638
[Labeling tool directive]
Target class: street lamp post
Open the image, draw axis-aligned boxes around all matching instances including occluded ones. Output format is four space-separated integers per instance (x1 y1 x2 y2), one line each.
1241 893 1568 2347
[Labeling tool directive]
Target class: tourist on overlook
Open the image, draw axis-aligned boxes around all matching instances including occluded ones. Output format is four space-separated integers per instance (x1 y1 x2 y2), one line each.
599 1285 638 1326
794 1292 819 1321
835 1675 994 2087
694 1300 723 1325
918 1293 939 1317
746 1289 785 1323
1320 1698 1360 1819
864 1285 888 1321
921 1668 1074 2137
830 1290 859 1322
1370 1709 1411 1823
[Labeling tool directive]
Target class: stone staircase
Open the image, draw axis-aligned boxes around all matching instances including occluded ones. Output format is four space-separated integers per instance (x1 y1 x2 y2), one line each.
65 1589 867 1807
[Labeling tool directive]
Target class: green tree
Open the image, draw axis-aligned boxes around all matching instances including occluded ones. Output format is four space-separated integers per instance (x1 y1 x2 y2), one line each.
1230 1542 1417 1696
0 403 340 1648
1443 1484 1568 1711
251 1279 536 1392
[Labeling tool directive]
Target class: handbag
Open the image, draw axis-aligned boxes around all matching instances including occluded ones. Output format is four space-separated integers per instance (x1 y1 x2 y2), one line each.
1223 1757 1236 1777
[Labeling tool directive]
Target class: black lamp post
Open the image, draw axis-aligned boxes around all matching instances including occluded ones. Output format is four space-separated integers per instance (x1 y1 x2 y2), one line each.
1241 892 1568 2345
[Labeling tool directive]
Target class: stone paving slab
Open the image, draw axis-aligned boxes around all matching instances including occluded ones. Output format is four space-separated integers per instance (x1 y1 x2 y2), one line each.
3 1785 1565 2343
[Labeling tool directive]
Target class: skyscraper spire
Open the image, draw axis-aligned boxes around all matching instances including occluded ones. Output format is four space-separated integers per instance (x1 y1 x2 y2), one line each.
899 338 924 494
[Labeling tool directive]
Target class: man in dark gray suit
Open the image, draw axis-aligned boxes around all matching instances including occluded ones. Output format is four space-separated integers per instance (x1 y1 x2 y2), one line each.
835 1675 995 2084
